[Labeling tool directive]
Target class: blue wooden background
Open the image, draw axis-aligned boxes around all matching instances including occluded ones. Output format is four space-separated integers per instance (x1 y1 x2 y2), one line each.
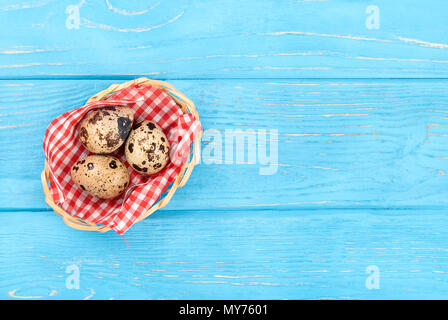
1 0 448 299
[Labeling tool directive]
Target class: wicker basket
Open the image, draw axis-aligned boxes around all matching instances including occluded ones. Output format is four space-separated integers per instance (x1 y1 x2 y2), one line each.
41 78 202 232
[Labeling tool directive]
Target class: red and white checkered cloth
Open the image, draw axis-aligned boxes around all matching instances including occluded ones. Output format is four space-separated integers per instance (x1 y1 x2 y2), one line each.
43 83 202 234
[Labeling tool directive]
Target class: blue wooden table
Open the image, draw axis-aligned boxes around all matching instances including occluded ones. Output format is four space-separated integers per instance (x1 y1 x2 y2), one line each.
1 0 448 299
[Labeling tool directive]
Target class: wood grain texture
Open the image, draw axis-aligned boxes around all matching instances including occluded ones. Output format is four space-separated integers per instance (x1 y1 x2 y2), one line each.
0 0 447 78
2 0 448 300
2 79 448 211
2 209 448 299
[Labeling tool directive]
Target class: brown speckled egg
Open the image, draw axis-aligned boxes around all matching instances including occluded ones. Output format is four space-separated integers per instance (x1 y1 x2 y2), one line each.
70 155 130 199
125 121 170 175
78 106 134 154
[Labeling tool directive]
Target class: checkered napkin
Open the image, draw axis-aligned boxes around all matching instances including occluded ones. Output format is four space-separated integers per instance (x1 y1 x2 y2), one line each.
43 83 202 234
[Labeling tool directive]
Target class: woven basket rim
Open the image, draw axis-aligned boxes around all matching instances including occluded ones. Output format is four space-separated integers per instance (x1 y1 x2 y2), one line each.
41 77 202 233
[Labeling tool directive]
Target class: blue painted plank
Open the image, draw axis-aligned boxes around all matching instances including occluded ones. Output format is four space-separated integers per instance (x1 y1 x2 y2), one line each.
2 78 448 299
2 79 448 210
0 0 447 78
2 209 448 299
1 0 447 302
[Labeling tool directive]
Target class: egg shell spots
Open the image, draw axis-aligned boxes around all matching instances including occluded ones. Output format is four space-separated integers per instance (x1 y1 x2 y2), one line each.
78 106 134 154
125 120 170 175
70 155 130 199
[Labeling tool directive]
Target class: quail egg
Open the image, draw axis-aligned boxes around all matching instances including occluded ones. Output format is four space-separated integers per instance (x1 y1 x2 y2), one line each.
78 106 134 154
125 121 170 175
70 155 130 199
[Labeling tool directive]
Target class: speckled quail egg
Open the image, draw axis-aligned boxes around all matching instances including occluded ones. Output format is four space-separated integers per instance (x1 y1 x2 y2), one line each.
125 120 170 175
78 106 134 154
70 155 130 199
